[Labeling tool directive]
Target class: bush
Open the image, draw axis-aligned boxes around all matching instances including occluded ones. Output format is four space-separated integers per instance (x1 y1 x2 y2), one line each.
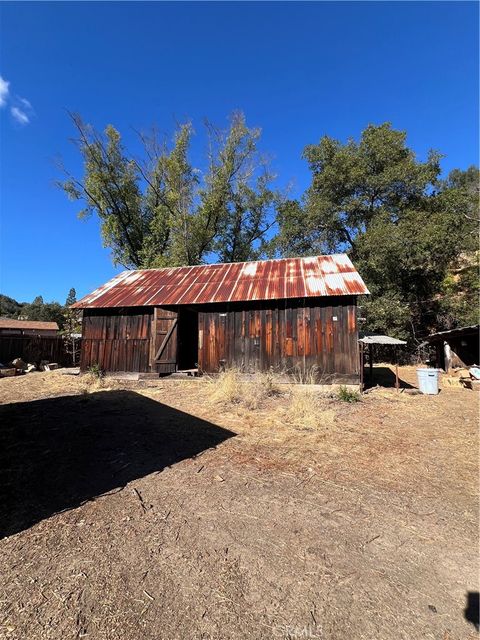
337 385 360 403
87 363 104 379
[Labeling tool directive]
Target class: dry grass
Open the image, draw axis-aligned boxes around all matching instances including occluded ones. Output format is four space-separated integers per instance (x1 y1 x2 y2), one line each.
79 372 106 394
207 367 281 410
201 367 354 432
290 364 323 384
281 386 336 430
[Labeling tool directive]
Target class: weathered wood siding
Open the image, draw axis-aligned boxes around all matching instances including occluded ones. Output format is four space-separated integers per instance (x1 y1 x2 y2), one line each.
150 308 178 374
81 308 152 372
0 335 73 367
80 297 360 381
198 297 359 382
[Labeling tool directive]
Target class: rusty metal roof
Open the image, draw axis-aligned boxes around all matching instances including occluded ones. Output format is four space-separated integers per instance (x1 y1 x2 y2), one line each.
72 254 369 309
0 318 59 331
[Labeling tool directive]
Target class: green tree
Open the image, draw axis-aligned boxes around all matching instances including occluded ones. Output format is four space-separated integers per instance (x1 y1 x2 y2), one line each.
62 288 82 365
277 123 442 255
438 252 479 329
0 294 25 318
277 123 478 342
60 112 281 268
23 295 66 328
65 287 78 308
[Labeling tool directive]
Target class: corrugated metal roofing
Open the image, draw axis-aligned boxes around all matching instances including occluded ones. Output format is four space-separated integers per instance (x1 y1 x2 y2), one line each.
420 324 479 346
0 318 59 331
72 254 369 309
358 332 407 345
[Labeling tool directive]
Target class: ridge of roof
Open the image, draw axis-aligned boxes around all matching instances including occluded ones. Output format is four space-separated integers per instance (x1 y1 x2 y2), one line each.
114 253 352 274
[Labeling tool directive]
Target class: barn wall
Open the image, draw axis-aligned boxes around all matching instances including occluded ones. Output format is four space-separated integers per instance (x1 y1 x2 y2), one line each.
198 296 359 382
80 308 152 372
80 297 360 380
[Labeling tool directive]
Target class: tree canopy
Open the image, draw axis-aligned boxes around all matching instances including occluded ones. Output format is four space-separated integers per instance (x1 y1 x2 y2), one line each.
0 290 81 331
21 296 66 328
60 112 281 268
277 123 478 342
0 294 25 319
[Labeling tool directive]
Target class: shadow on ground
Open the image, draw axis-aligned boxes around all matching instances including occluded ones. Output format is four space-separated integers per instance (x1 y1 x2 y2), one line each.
465 591 479 631
0 390 235 538
364 366 416 390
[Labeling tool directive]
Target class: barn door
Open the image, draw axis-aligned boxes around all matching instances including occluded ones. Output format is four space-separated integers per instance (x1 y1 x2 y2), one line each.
151 308 178 374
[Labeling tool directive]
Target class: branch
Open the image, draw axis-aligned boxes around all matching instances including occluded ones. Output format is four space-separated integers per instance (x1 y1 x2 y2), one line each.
68 112 142 266
341 226 355 249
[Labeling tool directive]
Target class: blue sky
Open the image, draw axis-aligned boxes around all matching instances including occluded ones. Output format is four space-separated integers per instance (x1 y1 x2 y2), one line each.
0 1 478 303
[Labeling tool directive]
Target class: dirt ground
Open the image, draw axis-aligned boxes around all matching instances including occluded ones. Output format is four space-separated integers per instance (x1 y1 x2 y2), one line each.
0 366 478 640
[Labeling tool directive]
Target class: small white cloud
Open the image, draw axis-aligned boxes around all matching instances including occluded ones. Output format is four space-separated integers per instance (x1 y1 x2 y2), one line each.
0 76 9 107
0 75 34 125
11 106 29 125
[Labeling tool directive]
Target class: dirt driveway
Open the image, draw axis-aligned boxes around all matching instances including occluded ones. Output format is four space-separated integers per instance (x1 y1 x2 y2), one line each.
0 367 478 639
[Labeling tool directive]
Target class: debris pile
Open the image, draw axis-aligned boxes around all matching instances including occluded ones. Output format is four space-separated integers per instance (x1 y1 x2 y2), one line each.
444 365 480 389
0 358 60 377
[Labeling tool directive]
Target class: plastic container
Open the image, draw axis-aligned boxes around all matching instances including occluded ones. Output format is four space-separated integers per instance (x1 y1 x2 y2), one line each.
416 368 440 395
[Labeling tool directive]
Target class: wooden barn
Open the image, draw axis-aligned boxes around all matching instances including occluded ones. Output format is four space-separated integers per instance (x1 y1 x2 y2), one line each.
72 254 369 383
0 319 59 337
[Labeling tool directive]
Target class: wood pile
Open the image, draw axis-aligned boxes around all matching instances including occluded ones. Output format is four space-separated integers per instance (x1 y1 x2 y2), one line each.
0 357 60 377
444 366 480 389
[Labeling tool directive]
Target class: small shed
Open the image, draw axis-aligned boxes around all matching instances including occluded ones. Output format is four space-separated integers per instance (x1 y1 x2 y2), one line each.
421 325 479 372
358 332 407 390
72 254 369 383
0 319 59 337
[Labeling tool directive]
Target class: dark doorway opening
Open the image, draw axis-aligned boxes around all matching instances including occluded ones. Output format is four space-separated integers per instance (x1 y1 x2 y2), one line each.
177 309 199 370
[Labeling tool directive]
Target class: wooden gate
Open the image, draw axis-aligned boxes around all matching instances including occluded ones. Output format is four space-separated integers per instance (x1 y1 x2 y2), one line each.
150 308 178 374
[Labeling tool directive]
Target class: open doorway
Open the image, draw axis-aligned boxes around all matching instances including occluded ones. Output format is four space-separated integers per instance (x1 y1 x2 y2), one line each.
177 309 199 371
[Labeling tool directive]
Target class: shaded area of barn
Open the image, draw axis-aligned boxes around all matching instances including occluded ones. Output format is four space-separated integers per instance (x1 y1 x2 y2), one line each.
421 325 479 372
0 391 235 538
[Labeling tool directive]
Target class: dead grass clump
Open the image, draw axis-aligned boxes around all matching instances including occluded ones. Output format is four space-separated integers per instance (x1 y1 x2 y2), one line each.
254 369 281 396
79 372 108 393
208 368 281 410
208 368 244 405
291 365 322 385
283 387 335 430
244 371 282 410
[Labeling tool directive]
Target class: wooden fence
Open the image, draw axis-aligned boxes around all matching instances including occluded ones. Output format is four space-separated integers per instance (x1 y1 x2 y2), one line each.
0 335 77 367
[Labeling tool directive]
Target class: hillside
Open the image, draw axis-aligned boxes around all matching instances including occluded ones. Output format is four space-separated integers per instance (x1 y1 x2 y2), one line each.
0 294 26 319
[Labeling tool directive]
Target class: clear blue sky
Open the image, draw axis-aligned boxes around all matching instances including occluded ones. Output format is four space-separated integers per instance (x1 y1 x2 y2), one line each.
0 1 478 303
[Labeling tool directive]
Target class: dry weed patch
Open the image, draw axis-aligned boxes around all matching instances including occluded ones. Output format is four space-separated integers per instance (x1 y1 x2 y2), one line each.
282 386 336 430
208 368 282 410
